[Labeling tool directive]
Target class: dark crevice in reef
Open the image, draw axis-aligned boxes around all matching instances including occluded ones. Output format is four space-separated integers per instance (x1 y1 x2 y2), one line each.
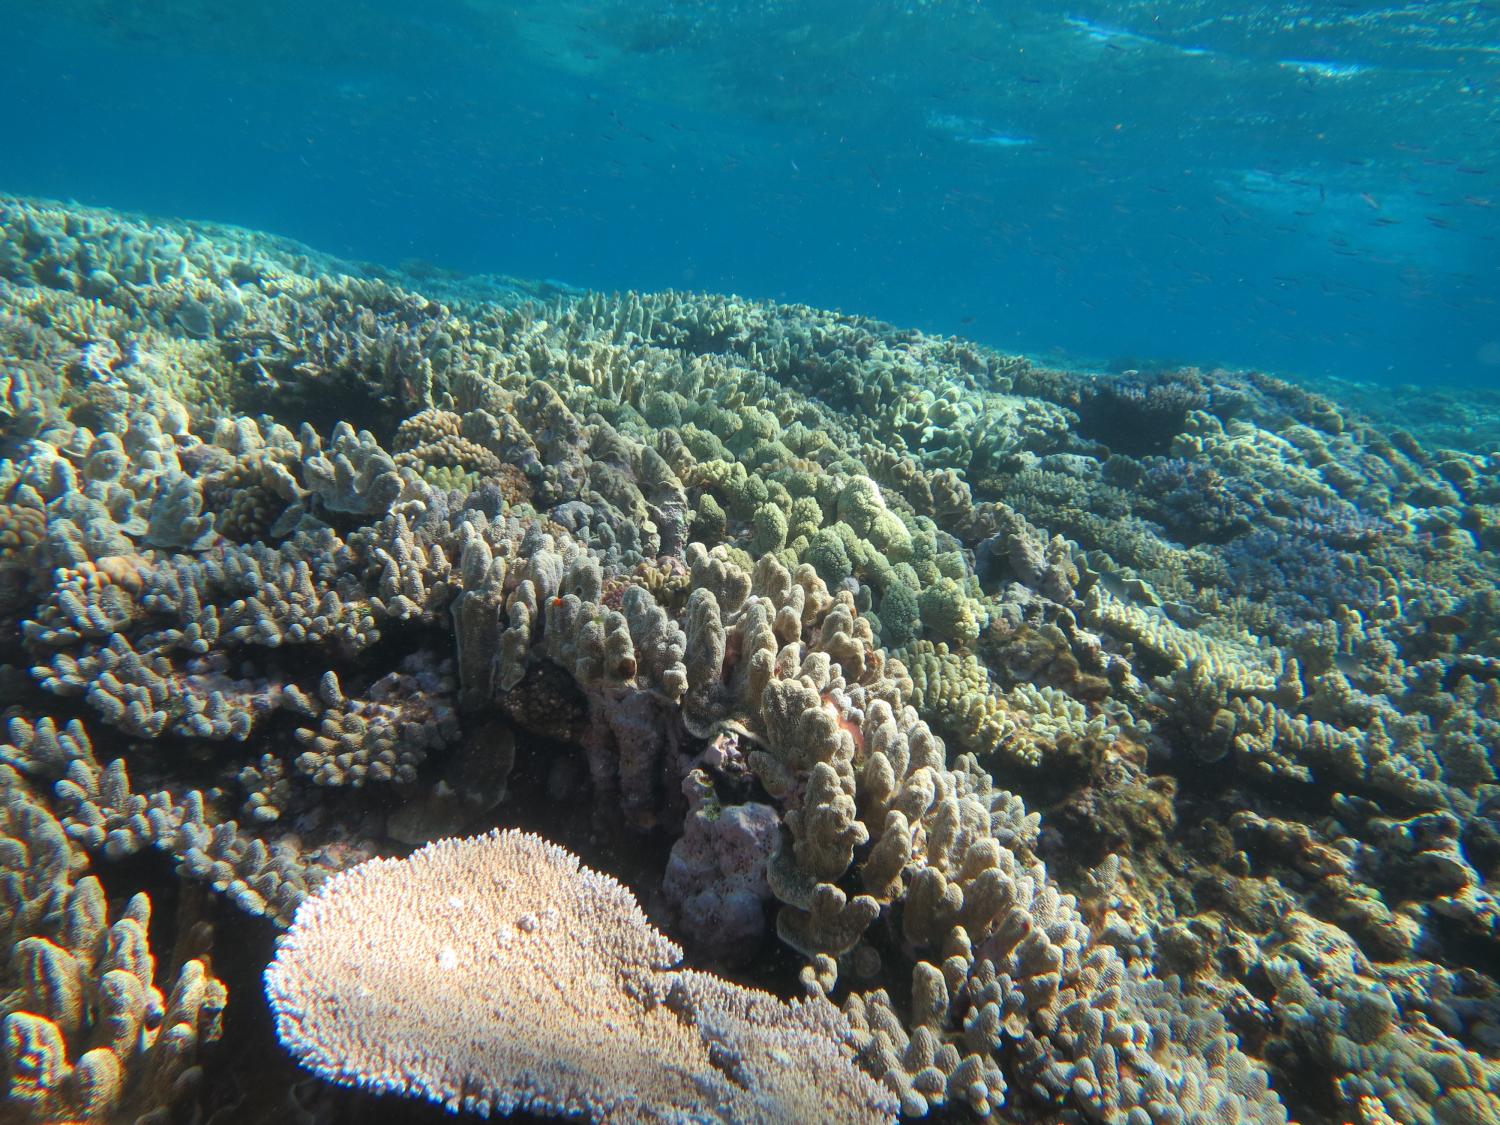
234 369 397 446
1072 378 1204 457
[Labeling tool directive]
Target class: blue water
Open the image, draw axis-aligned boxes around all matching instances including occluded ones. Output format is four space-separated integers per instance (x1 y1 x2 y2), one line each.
6 0 1498 386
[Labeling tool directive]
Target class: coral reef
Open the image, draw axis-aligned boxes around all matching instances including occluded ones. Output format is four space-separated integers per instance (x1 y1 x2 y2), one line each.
0 194 1496 1124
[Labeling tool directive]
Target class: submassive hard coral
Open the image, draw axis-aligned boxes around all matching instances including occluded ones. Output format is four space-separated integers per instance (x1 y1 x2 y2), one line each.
0 764 226 1124
1 194 1497 1124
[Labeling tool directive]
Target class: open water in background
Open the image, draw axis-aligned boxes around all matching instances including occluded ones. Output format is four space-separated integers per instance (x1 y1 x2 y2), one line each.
3 0 1498 388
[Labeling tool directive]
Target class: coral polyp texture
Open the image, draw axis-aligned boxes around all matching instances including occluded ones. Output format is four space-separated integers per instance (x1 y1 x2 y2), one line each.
265 828 897 1124
0 194 1497 1124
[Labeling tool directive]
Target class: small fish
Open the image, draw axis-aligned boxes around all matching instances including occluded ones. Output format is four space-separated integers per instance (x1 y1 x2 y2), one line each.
1360 192 1380 210
1333 652 1363 676
1095 570 1132 602
972 132 1035 148
1162 602 1208 628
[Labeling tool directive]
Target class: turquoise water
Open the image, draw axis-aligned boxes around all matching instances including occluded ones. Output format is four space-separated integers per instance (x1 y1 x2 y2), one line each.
4 6 1500 1125
4 0 1499 386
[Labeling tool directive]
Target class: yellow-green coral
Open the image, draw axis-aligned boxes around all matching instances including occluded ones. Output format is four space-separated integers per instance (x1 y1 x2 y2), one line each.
917 576 983 647
750 502 789 555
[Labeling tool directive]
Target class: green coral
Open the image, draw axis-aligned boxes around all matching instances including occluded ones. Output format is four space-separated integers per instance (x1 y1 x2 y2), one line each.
420 464 482 494
918 576 983 647
691 493 727 543
905 524 942 586
723 405 783 458
934 549 968 581
680 424 730 464
786 494 824 543
640 388 682 427
804 527 853 587
834 477 911 560
876 577 921 647
694 459 769 520
835 476 884 529
750 503 789 555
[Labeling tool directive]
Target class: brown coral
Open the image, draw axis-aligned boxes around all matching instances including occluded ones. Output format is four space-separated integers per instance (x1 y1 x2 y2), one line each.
0 765 227 1124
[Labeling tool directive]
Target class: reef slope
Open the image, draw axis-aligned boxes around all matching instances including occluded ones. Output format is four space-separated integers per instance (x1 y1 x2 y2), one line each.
0 196 1497 1125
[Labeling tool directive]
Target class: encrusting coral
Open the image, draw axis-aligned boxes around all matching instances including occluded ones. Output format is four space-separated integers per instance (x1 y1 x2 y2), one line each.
0 194 1497 1124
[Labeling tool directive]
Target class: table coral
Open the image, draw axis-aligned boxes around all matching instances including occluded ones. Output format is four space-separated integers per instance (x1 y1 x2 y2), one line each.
266 828 897 1124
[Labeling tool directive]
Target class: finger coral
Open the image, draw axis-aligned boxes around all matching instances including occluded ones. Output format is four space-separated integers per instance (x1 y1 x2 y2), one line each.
0 765 226 1124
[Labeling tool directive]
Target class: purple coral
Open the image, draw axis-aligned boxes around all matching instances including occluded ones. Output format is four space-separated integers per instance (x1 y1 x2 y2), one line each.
1141 456 1256 545
662 769 779 965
